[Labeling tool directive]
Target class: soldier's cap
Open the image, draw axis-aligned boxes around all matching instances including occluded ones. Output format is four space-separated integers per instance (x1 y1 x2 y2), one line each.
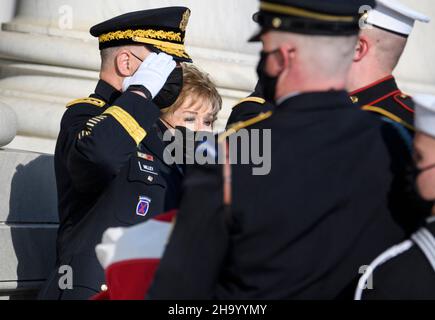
364 0 430 38
90 7 192 62
414 94 435 139
249 0 376 41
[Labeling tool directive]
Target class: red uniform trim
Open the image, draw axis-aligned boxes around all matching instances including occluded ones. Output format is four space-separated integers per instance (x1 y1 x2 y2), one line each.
349 75 394 96
367 90 401 107
393 94 414 113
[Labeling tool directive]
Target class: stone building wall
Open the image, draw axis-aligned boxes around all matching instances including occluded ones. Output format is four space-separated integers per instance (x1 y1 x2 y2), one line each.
0 0 434 155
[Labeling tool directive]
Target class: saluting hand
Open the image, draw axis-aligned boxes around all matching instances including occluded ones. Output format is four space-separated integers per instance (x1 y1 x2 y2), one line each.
122 52 176 99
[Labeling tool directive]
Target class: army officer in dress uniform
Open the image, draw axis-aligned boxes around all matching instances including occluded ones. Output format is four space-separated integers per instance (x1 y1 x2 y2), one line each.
38 7 198 300
147 0 412 300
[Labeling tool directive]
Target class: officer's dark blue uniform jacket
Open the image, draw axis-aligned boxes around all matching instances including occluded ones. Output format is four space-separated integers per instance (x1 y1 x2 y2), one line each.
39 80 183 300
148 91 425 300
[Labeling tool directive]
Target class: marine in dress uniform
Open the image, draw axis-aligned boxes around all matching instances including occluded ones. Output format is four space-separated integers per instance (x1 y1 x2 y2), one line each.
349 0 430 132
38 7 192 300
146 0 415 300
349 0 433 234
356 95 435 300
226 82 274 129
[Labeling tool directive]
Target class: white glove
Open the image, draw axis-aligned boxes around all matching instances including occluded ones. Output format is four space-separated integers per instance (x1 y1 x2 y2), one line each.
95 227 126 270
96 220 173 269
122 52 176 98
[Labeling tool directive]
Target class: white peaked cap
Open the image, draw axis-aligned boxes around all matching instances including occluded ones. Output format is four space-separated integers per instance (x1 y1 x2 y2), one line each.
414 94 435 138
366 0 430 36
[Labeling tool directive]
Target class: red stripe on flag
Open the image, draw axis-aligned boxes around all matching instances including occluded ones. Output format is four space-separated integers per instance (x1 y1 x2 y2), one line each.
153 210 178 223
104 259 161 300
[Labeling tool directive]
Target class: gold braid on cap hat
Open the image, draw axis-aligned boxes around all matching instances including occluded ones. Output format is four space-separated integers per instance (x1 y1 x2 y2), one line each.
99 29 190 58
99 29 182 43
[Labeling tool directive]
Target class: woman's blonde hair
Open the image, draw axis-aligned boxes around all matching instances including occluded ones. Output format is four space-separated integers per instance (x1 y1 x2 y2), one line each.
162 63 222 119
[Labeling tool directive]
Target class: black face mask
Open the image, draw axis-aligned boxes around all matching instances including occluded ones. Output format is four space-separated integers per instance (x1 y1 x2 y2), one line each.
416 163 435 177
169 126 215 167
256 50 280 103
153 67 184 109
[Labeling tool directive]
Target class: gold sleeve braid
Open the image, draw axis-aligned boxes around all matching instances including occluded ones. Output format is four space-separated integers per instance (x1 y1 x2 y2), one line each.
77 115 108 141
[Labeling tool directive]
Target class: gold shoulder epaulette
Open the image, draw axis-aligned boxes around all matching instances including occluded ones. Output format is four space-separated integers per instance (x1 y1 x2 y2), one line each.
66 97 106 108
219 111 273 142
362 105 415 132
233 97 266 109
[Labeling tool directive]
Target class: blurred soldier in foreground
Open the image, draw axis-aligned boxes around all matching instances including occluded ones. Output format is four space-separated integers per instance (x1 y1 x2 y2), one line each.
348 0 430 131
356 95 435 300
39 7 198 300
103 0 416 300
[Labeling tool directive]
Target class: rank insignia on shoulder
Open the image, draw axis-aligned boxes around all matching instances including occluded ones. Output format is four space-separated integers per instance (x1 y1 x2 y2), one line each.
233 96 266 109
138 152 154 162
66 97 106 108
220 111 273 142
136 196 151 217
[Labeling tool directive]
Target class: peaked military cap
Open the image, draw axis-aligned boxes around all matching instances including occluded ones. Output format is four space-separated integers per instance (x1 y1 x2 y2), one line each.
90 7 192 62
414 94 435 138
250 0 376 41
364 0 430 38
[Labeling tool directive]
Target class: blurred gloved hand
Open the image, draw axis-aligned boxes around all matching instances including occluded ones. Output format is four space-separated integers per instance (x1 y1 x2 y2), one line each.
95 227 126 269
122 52 176 98
96 218 173 269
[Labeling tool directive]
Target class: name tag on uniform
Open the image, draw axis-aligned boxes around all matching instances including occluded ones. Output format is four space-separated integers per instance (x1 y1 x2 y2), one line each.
138 161 158 176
